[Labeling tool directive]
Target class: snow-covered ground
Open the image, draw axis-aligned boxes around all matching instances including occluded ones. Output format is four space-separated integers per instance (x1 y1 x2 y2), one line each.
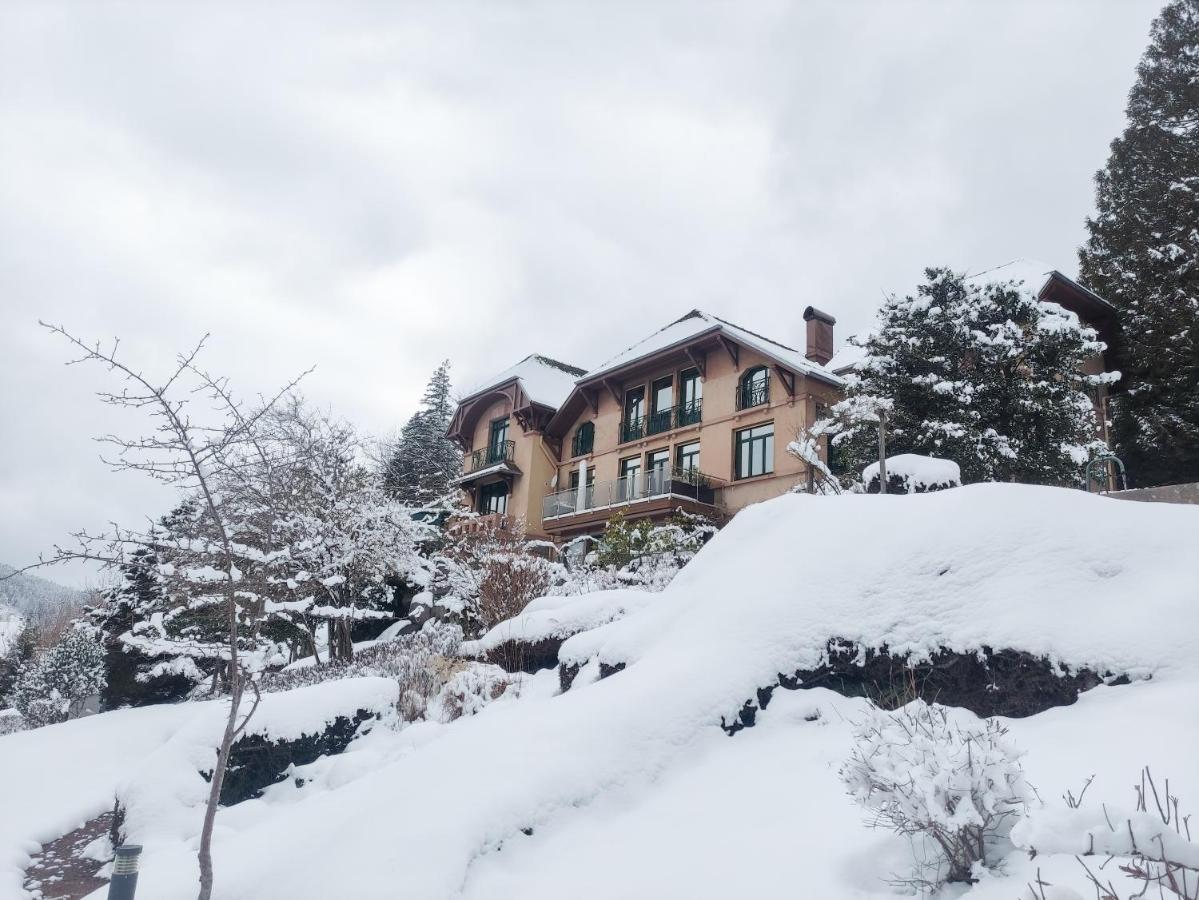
0 484 1195 900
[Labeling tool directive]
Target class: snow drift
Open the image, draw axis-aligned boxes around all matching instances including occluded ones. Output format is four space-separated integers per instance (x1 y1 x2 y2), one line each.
0 484 1195 900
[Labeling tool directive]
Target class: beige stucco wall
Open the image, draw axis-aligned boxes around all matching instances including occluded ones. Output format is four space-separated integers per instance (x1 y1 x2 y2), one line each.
462 395 556 538
555 346 842 517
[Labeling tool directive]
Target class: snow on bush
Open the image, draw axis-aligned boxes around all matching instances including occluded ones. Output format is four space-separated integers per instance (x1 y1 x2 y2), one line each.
1014 769 1199 899
841 699 1033 888
10 627 105 728
862 454 962 493
0 709 24 737
427 662 513 722
263 622 464 722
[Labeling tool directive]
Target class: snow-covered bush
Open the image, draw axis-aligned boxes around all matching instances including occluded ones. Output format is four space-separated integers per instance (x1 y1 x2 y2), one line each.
10 627 106 728
262 622 464 722
1014 769 1198 900
862 454 962 494
427 662 512 722
557 511 716 595
0 709 26 736
841 699 1034 889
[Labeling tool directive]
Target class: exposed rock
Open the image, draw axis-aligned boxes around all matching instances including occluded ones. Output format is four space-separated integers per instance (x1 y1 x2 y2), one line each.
216 709 379 805
722 640 1124 735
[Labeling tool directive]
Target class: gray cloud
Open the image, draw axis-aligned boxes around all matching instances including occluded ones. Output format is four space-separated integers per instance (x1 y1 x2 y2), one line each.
0 0 1158 584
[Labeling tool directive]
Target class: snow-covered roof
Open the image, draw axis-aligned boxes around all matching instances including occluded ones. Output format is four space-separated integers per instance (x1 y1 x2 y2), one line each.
826 342 867 375
966 258 1057 296
583 310 844 386
462 354 587 410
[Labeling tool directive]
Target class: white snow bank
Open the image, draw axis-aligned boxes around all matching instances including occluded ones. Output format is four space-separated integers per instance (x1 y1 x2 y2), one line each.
564 484 1196 681
3 484 1194 900
0 703 197 900
862 453 962 491
461 589 654 656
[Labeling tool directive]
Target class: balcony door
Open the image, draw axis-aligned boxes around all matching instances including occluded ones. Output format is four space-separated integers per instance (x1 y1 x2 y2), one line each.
488 417 509 463
679 369 702 426
623 387 645 441
646 449 670 495
649 376 673 435
619 456 641 501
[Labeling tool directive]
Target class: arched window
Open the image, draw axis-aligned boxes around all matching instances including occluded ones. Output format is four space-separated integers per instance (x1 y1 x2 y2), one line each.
737 366 770 410
571 421 595 456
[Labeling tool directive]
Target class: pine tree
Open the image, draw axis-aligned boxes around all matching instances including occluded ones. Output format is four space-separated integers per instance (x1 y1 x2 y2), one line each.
1078 0 1199 487
830 268 1110 485
0 620 39 704
384 361 462 506
11 627 106 727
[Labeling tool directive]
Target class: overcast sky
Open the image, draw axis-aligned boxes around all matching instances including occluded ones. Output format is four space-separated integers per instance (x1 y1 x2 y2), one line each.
0 1 1159 586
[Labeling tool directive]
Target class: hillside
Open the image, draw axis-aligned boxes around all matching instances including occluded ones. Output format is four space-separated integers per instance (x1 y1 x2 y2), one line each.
0 564 82 618
0 485 1196 900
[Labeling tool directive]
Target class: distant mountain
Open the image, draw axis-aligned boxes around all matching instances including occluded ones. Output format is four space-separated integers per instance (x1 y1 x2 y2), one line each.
0 563 84 618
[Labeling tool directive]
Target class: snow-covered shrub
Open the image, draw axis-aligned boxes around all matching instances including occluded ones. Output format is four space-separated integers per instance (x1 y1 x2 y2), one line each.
11 627 106 728
431 523 557 638
557 511 716 595
0 709 26 736
841 699 1034 889
427 662 512 722
1014 769 1198 900
862 454 962 494
262 622 464 722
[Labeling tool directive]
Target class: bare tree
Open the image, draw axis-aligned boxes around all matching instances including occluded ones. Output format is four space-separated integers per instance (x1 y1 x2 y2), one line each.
10 323 308 900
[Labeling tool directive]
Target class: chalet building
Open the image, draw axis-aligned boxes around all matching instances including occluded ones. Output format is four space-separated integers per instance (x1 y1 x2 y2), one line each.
445 265 1121 544
445 309 845 542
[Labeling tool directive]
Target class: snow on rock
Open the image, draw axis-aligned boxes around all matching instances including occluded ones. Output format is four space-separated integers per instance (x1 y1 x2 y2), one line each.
461 589 654 658
862 453 962 492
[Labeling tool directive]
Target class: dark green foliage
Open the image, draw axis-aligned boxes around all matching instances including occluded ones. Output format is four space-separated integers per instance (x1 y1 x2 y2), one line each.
832 268 1108 485
0 621 39 702
1078 0 1199 488
384 360 463 505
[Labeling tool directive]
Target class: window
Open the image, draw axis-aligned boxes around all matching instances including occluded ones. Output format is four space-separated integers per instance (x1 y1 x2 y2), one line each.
571 421 594 457
734 422 774 479
478 481 509 515
676 440 700 472
648 376 674 435
737 367 770 410
646 449 670 494
678 368 703 426
619 455 641 500
569 465 595 508
622 387 645 442
488 417 510 463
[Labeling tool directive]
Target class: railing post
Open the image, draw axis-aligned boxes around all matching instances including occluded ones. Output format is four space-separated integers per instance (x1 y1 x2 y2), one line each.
107 844 142 900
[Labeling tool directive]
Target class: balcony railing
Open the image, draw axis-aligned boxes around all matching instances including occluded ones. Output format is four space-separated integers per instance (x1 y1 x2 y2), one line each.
736 381 769 411
464 440 515 474
619 400 704 443
676 398 702 427
543 466 724 521
621 416 645 443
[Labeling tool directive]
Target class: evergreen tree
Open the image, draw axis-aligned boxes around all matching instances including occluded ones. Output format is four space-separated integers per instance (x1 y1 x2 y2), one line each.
1078 0 1199 487
11 627 106 727
830 268 1110 485
0 620 39 704
384 361 462 506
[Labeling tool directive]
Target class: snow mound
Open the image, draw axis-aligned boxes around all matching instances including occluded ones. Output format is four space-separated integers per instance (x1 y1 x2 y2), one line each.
462 589 654 657
563 484 1197 681
2 485 1194 900
862 453 962 492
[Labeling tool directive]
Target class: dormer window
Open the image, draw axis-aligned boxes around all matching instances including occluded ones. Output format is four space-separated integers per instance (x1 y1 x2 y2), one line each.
737 366 770 410
571 421 595 457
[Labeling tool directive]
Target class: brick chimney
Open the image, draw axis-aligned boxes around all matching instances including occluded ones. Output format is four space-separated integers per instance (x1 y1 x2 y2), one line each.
803 306 836 365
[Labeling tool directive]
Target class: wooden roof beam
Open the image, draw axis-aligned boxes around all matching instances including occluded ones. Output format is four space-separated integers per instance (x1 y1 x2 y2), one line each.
717 335 740 370
684 346 707 379
773 364 796 399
